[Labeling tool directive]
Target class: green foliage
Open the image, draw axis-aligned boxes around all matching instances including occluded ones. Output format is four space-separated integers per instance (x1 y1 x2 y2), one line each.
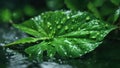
46 0 64 10
111 0 120 6
0 9 12 22
65 0 88 10
5 11 116 59
113 7 120 23
23 5 36 16
65 0 119 23
5 37 48 46
87 2 101 18
0 0 45 23
0 0 119 24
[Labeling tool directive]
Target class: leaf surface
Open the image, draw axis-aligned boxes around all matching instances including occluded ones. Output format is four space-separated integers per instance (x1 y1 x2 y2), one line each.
5 37 49 46
6 10 117 59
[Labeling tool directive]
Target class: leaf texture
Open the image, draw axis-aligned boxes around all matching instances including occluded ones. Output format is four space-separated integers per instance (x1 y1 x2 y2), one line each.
6 10 117 59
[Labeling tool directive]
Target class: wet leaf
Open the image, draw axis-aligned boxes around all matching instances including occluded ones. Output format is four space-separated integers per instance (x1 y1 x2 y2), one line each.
6 10 117 59
5 37 48 46
52 38 102 58
25 41 48 59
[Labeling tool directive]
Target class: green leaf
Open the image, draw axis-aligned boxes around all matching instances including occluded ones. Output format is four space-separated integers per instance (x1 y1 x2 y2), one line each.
52 38 102 58
6 10 117 59
13 18 47 37
5 37 49 46
25 41 48 59
13 24 41 37
5 37 40 46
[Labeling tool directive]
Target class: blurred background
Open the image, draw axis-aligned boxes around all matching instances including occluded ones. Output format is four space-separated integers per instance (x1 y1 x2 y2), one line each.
0 0 119 23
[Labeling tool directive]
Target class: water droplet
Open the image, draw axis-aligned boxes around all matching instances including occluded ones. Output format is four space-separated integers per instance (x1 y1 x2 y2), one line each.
86 16 90 20
47 22 51 27
56 21 59 24
79 54 82 56
15 37 18 40
65 26 68 30
96 32 99 35
71 27 74 30
49 54 53 57
50 27 52 29
78 28 80 30
57 25 61 29
0 43 5 46
58 59 63 64
67 16 70 19
38 15 43 22
35 17 39 21
64 52 67 55
31 18 34 20
61 21 64 24
72 19 75 22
